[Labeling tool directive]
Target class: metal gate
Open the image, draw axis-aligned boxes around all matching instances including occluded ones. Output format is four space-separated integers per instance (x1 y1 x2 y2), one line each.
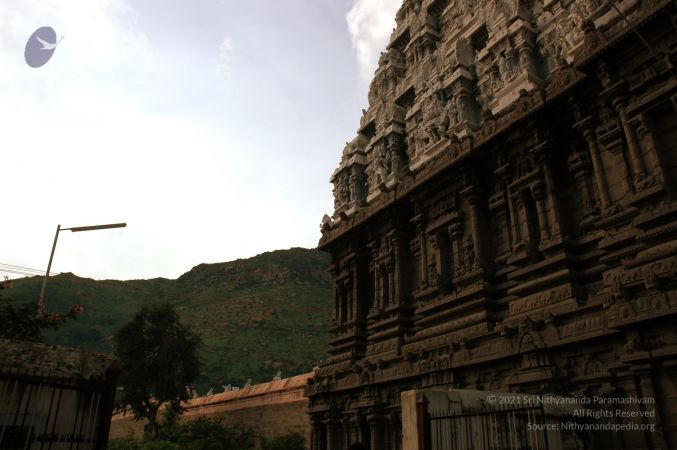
0 375 110 450
428 405 550 450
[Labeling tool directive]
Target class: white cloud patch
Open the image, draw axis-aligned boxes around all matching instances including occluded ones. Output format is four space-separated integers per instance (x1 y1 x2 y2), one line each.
0 0 248 280
217 36 233 76
346 0 401 81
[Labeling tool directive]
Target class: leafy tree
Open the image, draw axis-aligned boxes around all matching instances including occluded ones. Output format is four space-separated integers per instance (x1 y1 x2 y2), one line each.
114 303 202 436
0 294 83 342
177 418 256 450
261 432 306 450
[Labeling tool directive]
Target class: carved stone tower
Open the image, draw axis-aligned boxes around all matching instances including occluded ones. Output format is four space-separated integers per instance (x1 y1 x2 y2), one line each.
309 1 677 449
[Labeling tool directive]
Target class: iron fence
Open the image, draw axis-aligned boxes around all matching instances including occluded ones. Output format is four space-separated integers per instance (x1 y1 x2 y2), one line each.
428 405 551 450
0 375 112 450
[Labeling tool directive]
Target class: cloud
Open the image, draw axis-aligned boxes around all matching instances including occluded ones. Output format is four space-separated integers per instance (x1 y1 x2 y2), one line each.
346 0 401 81
217 36 233 76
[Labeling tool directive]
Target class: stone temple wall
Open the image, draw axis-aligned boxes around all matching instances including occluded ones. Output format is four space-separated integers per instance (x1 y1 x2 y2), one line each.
110 373 312 446
311 0 677 449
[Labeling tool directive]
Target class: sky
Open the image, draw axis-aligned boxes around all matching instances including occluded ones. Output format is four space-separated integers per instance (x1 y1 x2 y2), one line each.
0 0 402 280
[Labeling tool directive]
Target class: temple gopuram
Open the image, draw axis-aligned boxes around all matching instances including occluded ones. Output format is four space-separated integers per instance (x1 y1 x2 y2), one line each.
307 0 677 449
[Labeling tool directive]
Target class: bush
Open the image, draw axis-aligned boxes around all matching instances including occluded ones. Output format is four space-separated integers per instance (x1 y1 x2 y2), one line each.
108 437 140 450
109 418 260 450
261 432 306 450
140 441 179 450
178 418 256 450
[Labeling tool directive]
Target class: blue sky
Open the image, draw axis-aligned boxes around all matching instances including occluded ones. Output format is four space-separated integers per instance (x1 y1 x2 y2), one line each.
0 0 401 280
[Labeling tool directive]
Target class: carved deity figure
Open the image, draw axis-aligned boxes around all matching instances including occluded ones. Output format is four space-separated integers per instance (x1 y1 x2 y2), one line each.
422 95 443 144
339 178 351 204
428 259 439 287
374 144 390 184
463 237 477 271
439 96 460 138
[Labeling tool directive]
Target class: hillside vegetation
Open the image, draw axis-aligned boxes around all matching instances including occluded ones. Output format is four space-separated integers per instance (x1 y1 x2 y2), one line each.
6 248 331 392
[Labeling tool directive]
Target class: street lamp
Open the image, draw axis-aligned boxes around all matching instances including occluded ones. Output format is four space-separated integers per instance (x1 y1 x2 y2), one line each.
38 222 127 317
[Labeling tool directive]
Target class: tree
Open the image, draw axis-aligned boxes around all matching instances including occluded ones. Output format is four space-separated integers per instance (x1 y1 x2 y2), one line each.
261 432 306 450
114 303 202 436
0 294 83 342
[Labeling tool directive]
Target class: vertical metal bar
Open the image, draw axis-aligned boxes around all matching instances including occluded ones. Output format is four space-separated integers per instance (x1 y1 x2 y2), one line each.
46 386 64 450
481 414 487 450
39 386 58 450
0 379 20 443
0 377 15 447
489 413 494 450
542 406 550 450
0 378 11 409
472 414 477 450
22 382 41 450
86 392 101 450
81 392 96 447
19 382 35 432
8 378 28 448
30 383 52 449
76 392 92 450
69 390 82 450
533 407 541 450
464 415 468 450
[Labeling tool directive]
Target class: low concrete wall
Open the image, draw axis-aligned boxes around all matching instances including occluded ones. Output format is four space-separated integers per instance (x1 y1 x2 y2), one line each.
110 373 312 446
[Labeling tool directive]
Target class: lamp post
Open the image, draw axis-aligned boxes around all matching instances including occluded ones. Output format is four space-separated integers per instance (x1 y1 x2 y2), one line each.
38 222 127 317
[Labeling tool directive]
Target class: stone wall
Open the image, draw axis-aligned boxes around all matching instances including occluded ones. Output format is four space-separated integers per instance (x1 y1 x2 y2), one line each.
310 0 677 449
110 373 312 446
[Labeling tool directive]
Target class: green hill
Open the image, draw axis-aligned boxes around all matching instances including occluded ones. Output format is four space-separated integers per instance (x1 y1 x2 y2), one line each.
4 248 331 392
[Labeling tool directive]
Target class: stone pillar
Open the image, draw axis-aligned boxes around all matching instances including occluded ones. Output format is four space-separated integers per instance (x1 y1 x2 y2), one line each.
636 115 664 186
412 215 428 289
333 284 339 325
386 260 395 307
448 221 463 275
342 418 352 449
567 150 596 218
311 419 326 450
389 412 402 450
534 148 561 239
509 195 523 250
347 278 354 322
532 181 550 242
633 368 669 449
460 185 485 267
358 415 370 448
613 96 647 187
495 164 515 247
325 420 341 450
368 414 386 450
374 266 382 311
390 231 404 304
579 120 611 209
432 231 452 293
338 285 345 325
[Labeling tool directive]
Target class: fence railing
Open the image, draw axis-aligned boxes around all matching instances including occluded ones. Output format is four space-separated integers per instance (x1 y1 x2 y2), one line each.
0 375 113 450
428 404 550 450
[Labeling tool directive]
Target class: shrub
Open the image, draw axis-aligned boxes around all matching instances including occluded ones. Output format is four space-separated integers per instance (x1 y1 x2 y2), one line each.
261 432 306 450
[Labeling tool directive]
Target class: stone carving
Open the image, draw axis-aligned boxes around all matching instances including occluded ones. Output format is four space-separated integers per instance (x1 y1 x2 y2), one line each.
320 214 334 232
422 94 444 145
313 2 677 449
462 237 477 272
